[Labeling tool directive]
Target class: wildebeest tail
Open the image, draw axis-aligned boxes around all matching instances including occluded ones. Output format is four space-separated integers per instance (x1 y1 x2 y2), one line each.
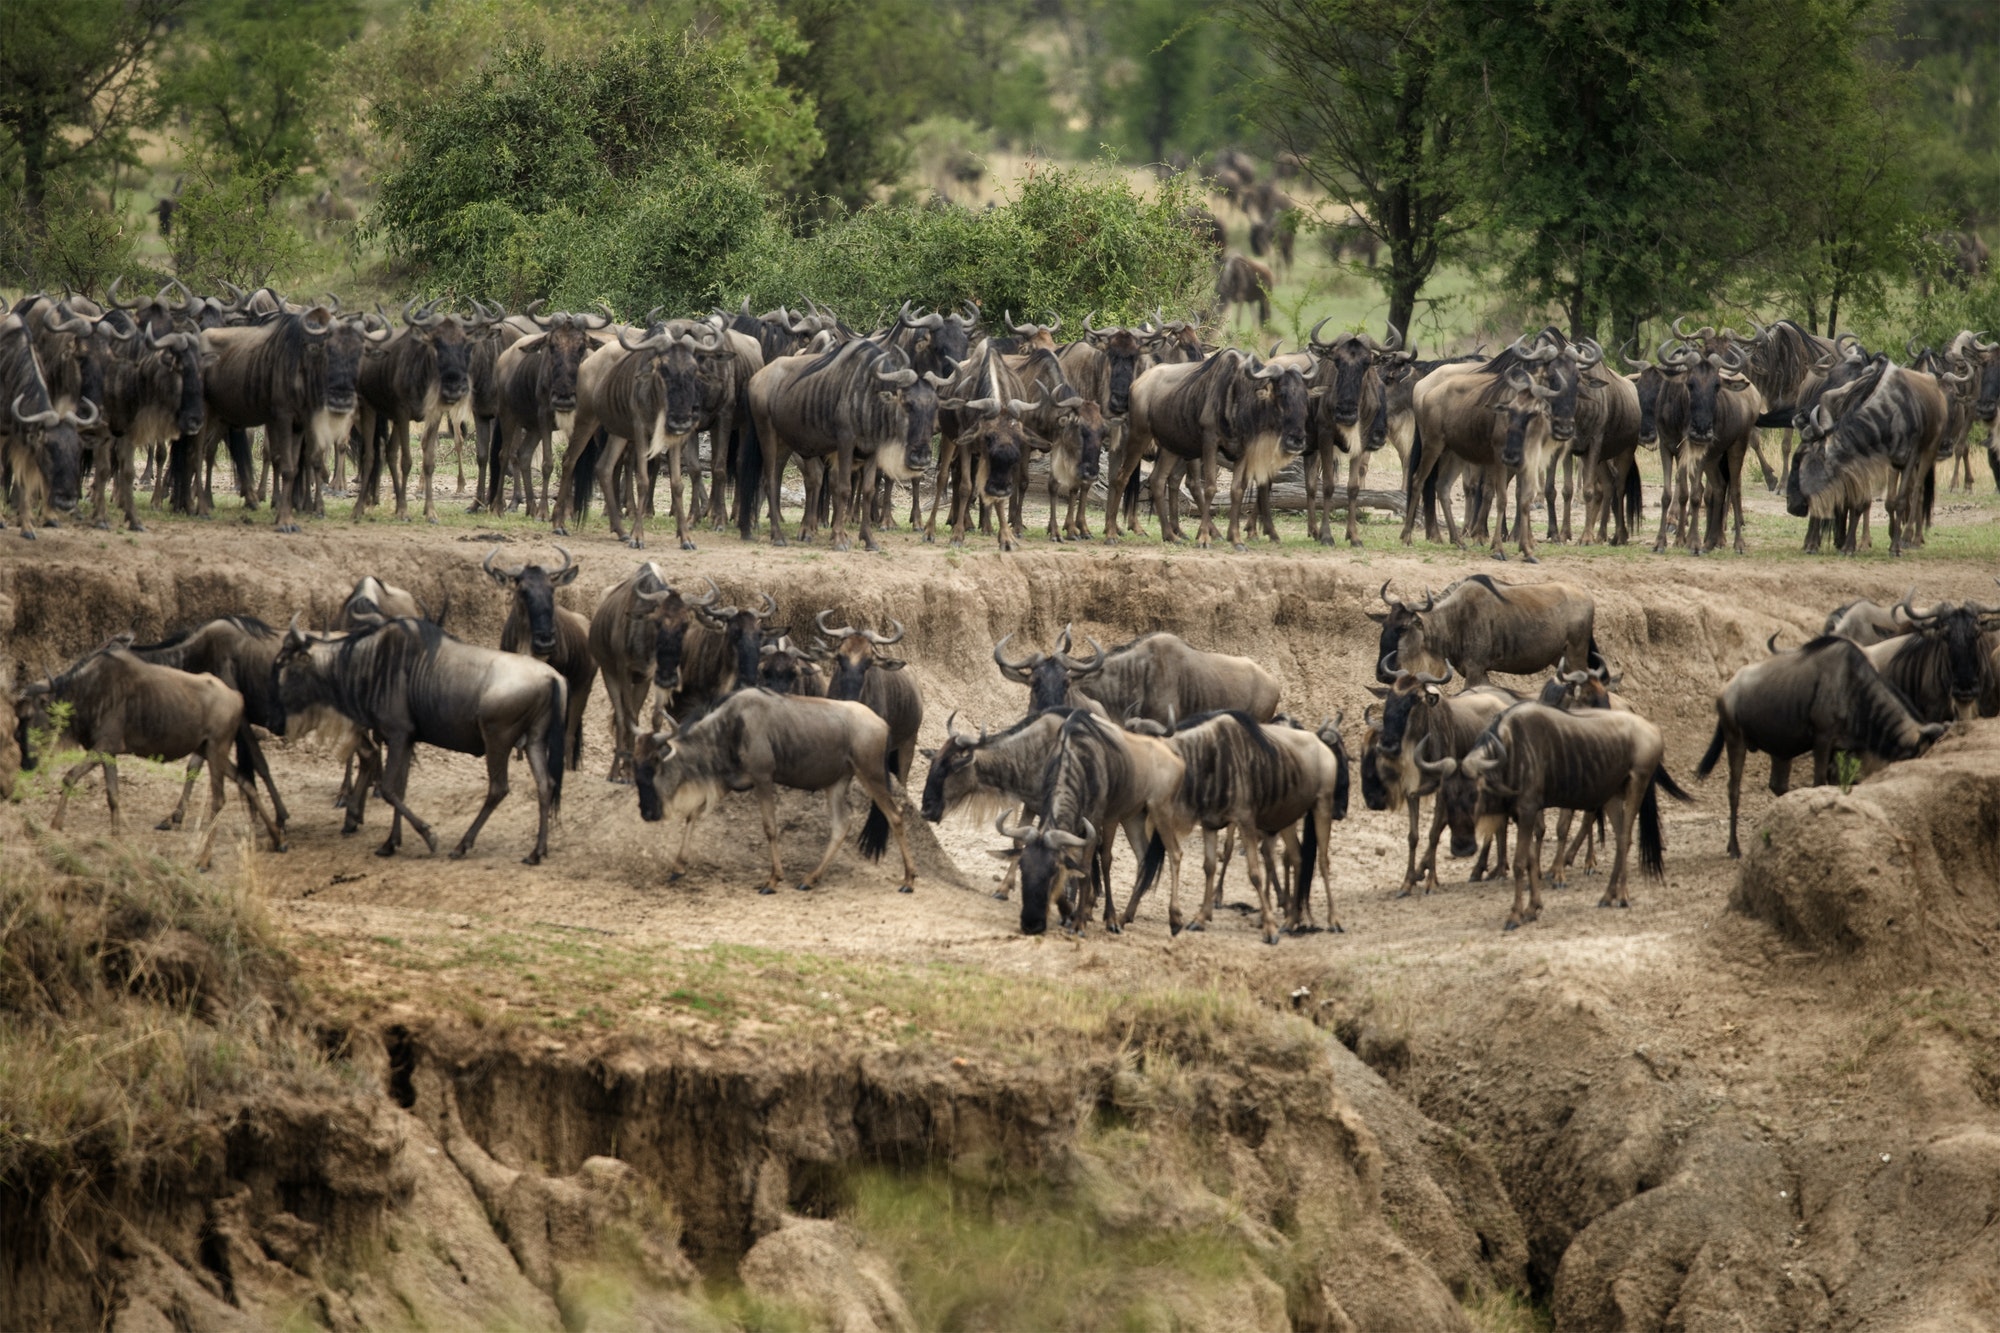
1623 464 1642 525
234 725 258 784
858 745 896 861
571 429 604 519
1122 465 1144 513
1131 831 1167 903
227 427 255 502
1696 716 1727 778
1653 762 1693 804
1638 779 1666 878
545 678 566 807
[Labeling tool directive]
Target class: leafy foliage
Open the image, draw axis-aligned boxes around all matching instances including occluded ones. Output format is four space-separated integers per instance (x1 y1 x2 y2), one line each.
169 158 313 289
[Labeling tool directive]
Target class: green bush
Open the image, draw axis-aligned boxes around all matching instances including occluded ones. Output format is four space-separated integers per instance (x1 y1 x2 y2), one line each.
0 178 142 297
169 161 313 289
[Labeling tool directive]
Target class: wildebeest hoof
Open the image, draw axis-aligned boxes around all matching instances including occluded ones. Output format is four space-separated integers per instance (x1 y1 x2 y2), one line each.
1104 920 1121 934
1263 931 1281 946
1330 921 1345 933
522 853 541 866
1503 918 1521 931
991 890 1008 900
95 520 111 531
427 515 439 525
627 538 645 549
1232 542 1247 553
758 885 777 895
375 843 397 857
448 848 467 861
1184 920 1204 933
898 884 914 893
19 529 35 541
552 524 569 536
681 539 697 551
796 882 815 892
156 817 178 831
667 869 683 882
1522 553 1539 564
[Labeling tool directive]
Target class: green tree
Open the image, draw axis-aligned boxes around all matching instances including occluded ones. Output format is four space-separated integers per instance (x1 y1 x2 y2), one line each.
0 0 179 218
1891 1 2000 232
1235 0 1475 338
1101 0 1252 164
777 0 951 209
157 0 363 184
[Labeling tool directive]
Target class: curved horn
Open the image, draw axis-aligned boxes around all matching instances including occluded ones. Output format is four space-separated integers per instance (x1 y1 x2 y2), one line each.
996 812 1036 843
688 576 721 607
993 632 1036 679
754 591 778 620
1057 635 1104 675
63 398 98 428
550 544 573 578
1380 324 1403 352
617 325 668 351
863 617 904 647
483 546 524 582
1308 315 1337 349
1379 579 1400 608
1672 315 1697 339
105 276 140 311
1898 590 1946 623
815 608 859 641
11 394 59 426
1619 339 1653 372
1413 660 1453 686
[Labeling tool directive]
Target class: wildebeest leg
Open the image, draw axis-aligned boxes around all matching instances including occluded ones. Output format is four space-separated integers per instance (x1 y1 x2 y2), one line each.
1211 824 1236 905
1651 449 1677 551
1599 779 1640 909
856 455 883 553
1185 828 1222 931
50 758 101 830
664 438 696 552
90 433 115 529
1550 809 1574 888
1503 815 1535 931
387 419 415 521
161 755 203 830
595 435 633 545
1394 795 1423 896
1513 465 1538 563
827 441 861 551
1197 445 1224 548
1343 448 1370 546
373 736 436 856
417 415 442 523
95 757 123 834
1726 734 1748 858
449 746 513 862
1747 431 1778 492
1237 820 1279 945
270 422 301 533
1419 791 1455 891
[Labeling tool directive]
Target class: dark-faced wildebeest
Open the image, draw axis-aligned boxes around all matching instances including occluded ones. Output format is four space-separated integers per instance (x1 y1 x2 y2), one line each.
814 610 922 787
1372 576 1598 687
1860 593 2000 724
1363 663 1514 895
486 545 595 770
1453 703 1691 929
275 616 566 864
1697 634 1945 856
14 642 283 868
1404 341 1561 561
633 688 919 893
586 564 718 782
353 299 476 523
0 311 90 538
1787 355 1950 557
1304 320 1410 546
85 315 203 532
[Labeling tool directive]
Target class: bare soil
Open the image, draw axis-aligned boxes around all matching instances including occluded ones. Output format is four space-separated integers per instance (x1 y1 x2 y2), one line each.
6 471 2000 1331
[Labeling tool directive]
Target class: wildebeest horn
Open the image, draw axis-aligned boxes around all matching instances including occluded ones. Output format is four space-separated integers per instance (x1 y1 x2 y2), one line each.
63 399 98 428
1380 324 1403 352
1974 332 1999 352
993 633 1036 680
105 276 139 311
524 298 554 330
1413 739 1456 778
864 618 904 647
44 304 94 335
1380 651 1400 677
1379 579 1402 609
1057 633 1104 675
617 325 668 351
635 584 676 604
685 576 720 607
877 362 918 387
997 813 1035 842
1308 315 1337 349
1417 587 1436 612
483 547 523 582
754 592 778 620
95 315 139 342
1897 591 1945 624
11 394 59 426
1414 661 1453 686
1620 339 1653 371
815 608 859 640
1575 337 1602 369
1672 315 1697 339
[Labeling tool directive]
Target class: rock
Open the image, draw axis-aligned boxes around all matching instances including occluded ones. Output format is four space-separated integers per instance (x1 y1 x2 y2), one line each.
739 1216 916 1333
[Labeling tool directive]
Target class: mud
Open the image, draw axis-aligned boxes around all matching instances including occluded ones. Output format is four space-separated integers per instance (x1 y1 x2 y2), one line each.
6 496 2000 1330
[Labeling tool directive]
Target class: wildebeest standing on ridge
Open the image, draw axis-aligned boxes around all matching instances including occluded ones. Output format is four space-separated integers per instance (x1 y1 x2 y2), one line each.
1372 577 1598 688
588 565 718 783
275 616 566 864
14 642 284 869
487 546 594 770
633 688 919 894
0 310 91 537
1697 633 1945 857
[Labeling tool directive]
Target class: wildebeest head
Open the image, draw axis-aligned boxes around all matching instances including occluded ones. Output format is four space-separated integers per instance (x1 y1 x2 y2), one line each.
1965 332 2000 422
1368 581 1437 683
757 635 822 696
994 625 1103 714
1491 367 1557 469
98 315 207 438
1375 661 1455 756
1684 348 1753 444
894 302 972 379
1230 353 1315 455
1308 320 1409 430
633 574 718 692
998 812 1092 936
1899 593 2000 713
621 322 716 437
485 545 579 659
632 718 713 825
919 712 987 822
1057 392 1106 483
814 610 906 702
316 309 389 415
524 304 611 413
695 588 779 691
1537 655 1615 710
1082 317 1150 416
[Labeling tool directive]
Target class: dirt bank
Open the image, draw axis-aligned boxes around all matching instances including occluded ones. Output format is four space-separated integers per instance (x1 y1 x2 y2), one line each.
6 516 2000 1330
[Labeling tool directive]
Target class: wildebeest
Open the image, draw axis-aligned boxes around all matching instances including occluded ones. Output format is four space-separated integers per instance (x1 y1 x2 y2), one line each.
1040 385 1106 541
756 635 826 698
1403 339 1561 561
487 546 595 770
1372 576 1598 687
85 314 203 532
814 610 922 786
275 616 566 863
1860 594 2000 724
1142 710 1349 942
1697 634 1945 856
1961 331 2000 487
997 628 1282 725
195 305 386 530
1304 320 1409 546
997 709 1183 936
1215 253 1274 328
750 336 946 551
1666 347 1765 555
489 307 610 518
353 300 476 523
14 642 283 869
0 311 90 537
127 615 294 838
633 688 918 893
1454 703 1690 929
1115 348 1314 550
926 341 1037 549
1823 596 1910 645
1788 355 1950 556
1364 664 1514 895
673 589 780 720
587 564 717 783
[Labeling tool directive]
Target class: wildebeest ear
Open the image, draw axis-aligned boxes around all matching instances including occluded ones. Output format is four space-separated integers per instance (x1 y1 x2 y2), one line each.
1365 685 1391 699
919 747 936 761
551 563 581 587
1364 610 1388 624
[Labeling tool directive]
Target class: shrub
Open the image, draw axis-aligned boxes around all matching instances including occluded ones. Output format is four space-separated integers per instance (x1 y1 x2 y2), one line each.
169 160 313 289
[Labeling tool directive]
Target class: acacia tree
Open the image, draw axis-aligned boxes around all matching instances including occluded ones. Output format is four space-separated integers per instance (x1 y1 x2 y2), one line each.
1234 0 1476 338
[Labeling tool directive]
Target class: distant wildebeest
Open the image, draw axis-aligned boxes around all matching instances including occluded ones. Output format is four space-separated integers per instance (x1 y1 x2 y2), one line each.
1698 633 1945 856
15 642 283 869
489 306 610 518
1404 338 1562 561
86 301 204 532
633 688 919 893
354 299 477 523
1304 319 1410 546
1363 662 1514 895
587 564 716 782
276 616 566 864
1787 354 1951 557
487 546 594 770
0 310 90 537
1215 253 1275 328
1454 703 1690 929
1372 577 1598 687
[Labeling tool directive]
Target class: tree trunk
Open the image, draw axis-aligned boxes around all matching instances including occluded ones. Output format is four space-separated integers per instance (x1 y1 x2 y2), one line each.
18 107 50 220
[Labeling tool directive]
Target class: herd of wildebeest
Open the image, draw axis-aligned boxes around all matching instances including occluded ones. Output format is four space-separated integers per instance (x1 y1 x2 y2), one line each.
12 543 1996 935
3 279 2000 562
